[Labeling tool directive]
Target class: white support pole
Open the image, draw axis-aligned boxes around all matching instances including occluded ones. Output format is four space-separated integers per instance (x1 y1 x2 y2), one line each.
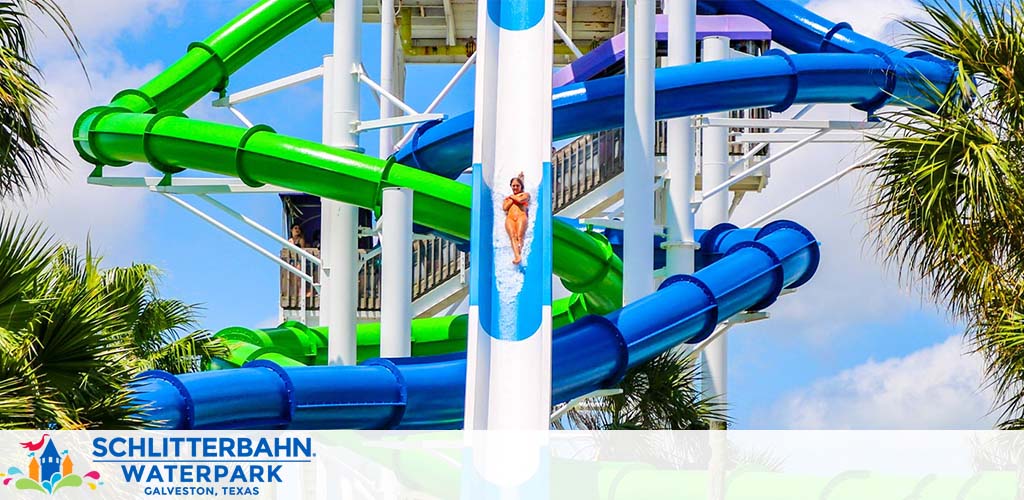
664 0 697 277
323 1 361 366
623 0 656 305
380 0 396 159
380 187 413 358
700 35 731 428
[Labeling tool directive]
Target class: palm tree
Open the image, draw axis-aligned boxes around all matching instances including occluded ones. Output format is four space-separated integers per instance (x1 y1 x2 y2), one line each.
0 0 84 198
558 348 728 430
0 213 227 429
867 0 1024 427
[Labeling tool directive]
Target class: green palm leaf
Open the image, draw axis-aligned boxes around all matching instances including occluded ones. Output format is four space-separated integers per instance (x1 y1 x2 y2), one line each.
0 0 84 198
869 0 1024 428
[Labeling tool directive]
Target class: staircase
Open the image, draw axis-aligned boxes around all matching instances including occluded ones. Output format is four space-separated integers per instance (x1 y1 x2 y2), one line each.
347 107 771 321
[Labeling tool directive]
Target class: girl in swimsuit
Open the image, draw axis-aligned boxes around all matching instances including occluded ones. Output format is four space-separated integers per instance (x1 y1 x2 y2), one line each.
503 173 530 265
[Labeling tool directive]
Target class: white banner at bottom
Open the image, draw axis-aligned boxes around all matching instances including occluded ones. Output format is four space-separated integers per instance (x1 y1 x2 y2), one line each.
0 430 1017 499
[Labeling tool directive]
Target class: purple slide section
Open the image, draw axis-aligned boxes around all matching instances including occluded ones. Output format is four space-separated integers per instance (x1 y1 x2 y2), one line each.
553 14 771 88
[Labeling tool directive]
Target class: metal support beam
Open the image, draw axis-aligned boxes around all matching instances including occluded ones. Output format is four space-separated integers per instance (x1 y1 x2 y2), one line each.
355 113 446 132
700 35 731 429
744 152 882 228
734 132 871 143
87 176 292 194
358 70 418 116
699 129 829 201
325 4 361 367
160 193 317 287
393 52 476 153
380 0 396 159
212 67 324 106
442 0 456 46
623 0 656 305
196 194 321 267
549 388 623 424
227 105 255 128
664 0 698 277
554 20 583 58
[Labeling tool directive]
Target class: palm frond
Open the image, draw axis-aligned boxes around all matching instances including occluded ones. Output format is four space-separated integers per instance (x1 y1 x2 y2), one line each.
869 0 1024 428
563 350 728 430
0 0 85 198
0 212 52 331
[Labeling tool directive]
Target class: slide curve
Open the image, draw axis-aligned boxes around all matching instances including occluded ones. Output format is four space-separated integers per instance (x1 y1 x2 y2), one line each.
71 0 953 429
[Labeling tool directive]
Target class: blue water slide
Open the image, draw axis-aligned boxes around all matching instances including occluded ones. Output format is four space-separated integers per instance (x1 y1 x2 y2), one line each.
552 14 772 87
395 1 954 179
133 221 819 429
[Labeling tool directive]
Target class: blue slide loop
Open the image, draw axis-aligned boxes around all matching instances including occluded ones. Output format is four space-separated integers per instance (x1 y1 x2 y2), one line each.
143 111 188 175
727 240 785 311
235 124 276 188
361 359 409 429
764 49 799 113
242 360 297 428
138 370 195 429
820 22 854 53
853 48 897 114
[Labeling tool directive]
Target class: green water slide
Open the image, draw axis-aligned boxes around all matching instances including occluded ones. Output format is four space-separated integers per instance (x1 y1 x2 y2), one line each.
210 316 471 368
74 0 623 361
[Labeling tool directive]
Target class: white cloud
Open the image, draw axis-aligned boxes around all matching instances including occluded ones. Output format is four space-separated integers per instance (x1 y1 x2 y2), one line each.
2 1 186 259
29 0 185 57
757 335 997 429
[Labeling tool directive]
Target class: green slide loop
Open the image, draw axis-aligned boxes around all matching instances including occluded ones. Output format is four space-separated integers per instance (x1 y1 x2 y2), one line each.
73 0 625 357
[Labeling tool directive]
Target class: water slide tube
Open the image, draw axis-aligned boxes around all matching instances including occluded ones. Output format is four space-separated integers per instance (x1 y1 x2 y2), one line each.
212 224 761 367
72 0 946 429
131 219 818 429
551 14 772 87
394 3 954 178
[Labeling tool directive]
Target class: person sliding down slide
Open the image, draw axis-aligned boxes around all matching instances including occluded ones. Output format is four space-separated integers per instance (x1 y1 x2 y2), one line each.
503 173 530 265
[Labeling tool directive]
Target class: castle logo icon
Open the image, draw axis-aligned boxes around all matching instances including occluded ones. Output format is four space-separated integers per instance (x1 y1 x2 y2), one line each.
3 435 102 495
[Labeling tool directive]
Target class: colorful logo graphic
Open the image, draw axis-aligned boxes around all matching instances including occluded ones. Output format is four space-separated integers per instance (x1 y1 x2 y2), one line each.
2 434 102 495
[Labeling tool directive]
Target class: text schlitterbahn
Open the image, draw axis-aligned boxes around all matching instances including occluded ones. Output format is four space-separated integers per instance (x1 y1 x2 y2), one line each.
92 436 313 496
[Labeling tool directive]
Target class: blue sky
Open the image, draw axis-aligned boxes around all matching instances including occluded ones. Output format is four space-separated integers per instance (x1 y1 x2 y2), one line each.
14 0 996 429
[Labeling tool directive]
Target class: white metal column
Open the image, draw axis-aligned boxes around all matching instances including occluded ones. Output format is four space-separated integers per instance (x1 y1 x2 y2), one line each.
323 0 361 366
664 0 697 276
700 35 731 425
623 0 656 304
380 187 412 357
379 0 396 157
